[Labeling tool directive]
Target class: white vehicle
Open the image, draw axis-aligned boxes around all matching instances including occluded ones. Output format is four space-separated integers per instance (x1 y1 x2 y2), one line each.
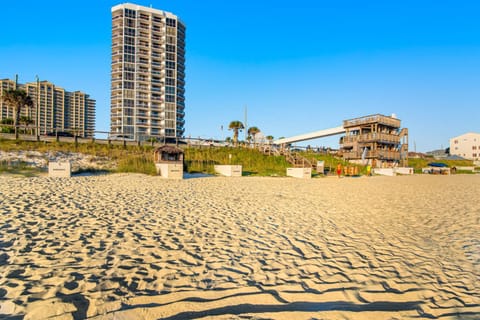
108 134 135 141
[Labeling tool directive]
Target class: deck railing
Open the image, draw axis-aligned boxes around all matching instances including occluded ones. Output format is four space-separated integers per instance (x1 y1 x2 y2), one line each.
342 132 401 145
343 114 401 128
342 150 401 160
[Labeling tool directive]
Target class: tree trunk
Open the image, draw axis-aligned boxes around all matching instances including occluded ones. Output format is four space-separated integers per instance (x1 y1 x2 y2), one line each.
14 109 20 140
233 130 238 146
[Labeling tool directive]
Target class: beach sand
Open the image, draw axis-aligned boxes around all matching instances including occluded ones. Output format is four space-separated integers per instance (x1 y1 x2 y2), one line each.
0 173 479 319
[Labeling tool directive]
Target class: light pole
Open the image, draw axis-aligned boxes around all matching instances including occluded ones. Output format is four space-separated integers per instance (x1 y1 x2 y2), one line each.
36 75 40 140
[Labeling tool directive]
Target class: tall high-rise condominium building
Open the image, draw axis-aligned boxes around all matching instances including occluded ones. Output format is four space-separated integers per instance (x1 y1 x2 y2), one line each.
0 78 95 137
110 3 186 141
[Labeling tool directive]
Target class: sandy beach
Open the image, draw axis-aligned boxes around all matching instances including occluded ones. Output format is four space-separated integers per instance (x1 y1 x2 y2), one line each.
0 173 479 319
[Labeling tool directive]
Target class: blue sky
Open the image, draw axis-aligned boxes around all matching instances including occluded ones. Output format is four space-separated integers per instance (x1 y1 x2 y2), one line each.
1 0 479 151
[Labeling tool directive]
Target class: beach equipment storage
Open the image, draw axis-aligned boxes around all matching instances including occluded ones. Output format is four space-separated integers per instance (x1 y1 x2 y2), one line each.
154 146 184 179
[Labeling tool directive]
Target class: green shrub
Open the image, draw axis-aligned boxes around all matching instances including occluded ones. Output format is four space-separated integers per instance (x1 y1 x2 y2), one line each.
116 155 157 175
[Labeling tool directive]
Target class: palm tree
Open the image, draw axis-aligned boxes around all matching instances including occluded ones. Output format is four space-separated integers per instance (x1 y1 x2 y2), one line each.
266 135 274 144
19 116 34 135
247 126 260 147
1 89 34 139
228 120 244 146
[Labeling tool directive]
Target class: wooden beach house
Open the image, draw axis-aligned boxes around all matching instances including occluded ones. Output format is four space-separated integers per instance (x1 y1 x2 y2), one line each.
339 114 409 167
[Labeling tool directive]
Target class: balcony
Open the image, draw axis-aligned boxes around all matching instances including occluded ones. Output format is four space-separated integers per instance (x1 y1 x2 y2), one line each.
136 77 149 82
136 85 149 91
342 150 401 161
137 50 149 57
341 133 401 146
343 114 401 129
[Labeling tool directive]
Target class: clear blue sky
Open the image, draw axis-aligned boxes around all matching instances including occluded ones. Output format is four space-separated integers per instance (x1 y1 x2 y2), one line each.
2 0 479 152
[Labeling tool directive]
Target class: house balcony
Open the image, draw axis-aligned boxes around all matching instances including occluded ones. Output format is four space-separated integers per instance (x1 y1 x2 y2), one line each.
342 150 401 161
343 114 401 129
341 133 401 146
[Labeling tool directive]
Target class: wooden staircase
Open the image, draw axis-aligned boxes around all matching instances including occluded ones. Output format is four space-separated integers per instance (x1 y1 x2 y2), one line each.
399 128 409 166
285 151 312 168
259 145 316 169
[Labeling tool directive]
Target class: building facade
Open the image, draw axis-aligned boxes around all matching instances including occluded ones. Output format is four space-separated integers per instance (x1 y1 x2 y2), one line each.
449 132 480 161
339 114 409 167
110 3 186 141
0 78 95 137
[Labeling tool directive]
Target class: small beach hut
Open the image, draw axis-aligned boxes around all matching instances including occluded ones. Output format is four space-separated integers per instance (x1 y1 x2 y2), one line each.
153 145 184 179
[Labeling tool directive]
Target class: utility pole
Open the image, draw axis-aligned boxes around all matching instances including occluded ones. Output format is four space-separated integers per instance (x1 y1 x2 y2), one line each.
244 105 248 141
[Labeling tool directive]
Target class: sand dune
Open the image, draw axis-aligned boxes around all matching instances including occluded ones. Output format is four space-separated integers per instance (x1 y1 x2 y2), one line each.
0 174 479 319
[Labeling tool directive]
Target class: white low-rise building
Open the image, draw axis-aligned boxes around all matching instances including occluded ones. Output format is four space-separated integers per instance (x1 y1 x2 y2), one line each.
450 132 480 160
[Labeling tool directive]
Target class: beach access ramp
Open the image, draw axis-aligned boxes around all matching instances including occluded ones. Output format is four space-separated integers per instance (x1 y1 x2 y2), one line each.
274 126 346 145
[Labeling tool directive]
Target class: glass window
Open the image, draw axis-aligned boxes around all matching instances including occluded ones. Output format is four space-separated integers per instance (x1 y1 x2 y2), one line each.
125 28 135 37
124 54 134 63
125 18 135 27
124 63 135 72
125 9 136 18
124 45 135 54
125 37 135 45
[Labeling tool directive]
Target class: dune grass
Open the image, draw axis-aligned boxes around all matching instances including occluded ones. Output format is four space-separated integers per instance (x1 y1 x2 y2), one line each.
0 160 45 177
184 147 290 176
0 140 290 176
1 139 476 176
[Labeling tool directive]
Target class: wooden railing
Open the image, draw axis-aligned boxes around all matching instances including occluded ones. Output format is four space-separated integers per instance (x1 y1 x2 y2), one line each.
343 114 401 128
342 132 401 145
342 150 401 160
285 151 312 168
